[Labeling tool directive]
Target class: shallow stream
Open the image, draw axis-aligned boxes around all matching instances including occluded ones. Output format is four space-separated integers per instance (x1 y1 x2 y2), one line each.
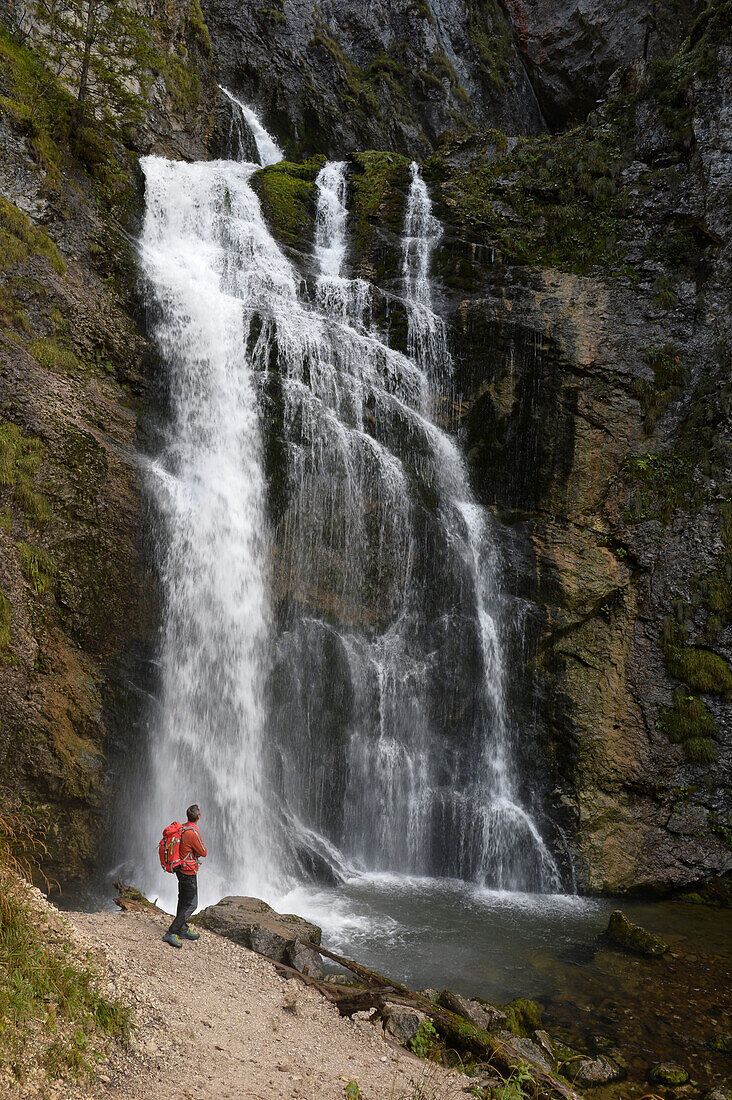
278 876 731 1093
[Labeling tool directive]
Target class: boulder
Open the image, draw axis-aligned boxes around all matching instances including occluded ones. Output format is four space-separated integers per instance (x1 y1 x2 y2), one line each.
574 1055 625 1087
501 1035 553 1075
533 1029 556 1062
605 910 668 958
381 1002 429 1046
438 989 507 1031
287 941 325 979
196 896 321 967
649 1063 690 1086
705 1089 732 1100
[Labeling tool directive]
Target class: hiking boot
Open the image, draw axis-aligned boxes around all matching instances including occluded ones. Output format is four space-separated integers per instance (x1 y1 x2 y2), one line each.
180 928 200 941
163 932 182 948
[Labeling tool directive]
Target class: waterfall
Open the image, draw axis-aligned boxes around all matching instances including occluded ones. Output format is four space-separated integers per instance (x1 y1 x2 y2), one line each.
219 86 283 167
132 108 561 908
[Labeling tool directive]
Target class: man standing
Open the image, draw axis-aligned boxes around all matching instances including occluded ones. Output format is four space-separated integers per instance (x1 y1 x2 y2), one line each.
163 804 207 948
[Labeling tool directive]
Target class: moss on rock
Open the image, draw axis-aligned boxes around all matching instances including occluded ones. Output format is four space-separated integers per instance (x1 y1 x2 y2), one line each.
503 997 543 1036
251 156 325 249
606 910 669 957
664 644 732 696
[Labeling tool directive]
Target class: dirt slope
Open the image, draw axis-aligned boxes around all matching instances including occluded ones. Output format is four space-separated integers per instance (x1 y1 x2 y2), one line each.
68 908 468 1100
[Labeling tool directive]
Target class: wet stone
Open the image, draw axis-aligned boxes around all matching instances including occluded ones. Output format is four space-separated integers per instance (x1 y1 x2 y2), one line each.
605 909 669 958
649 1063 690 1086
439 989 507 1031
574 1054 625 1086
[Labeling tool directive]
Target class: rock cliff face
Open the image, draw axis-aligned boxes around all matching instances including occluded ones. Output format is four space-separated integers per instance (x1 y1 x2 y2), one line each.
201 0 546 158
422 12 732 893
250 4 731 895
503 0 703 129
0 2 216 881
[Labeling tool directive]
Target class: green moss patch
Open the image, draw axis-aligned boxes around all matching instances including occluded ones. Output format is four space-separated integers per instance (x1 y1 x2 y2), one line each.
18 541 55 596
29 337 81 372
0 590 11 659
659 691 718 763
664 644 732 696
503 997 542 1036
251 157 325 248
630 344 685 430
347 151 411 269
425 111 633 275
0 421 51 527
660 691 717 742
0 197 64 275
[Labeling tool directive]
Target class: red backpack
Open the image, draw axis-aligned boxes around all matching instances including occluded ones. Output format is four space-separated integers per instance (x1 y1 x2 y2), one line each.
159 821 199 874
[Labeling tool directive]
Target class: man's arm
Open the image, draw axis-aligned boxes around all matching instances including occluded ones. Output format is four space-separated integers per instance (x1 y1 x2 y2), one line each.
189 826 207 858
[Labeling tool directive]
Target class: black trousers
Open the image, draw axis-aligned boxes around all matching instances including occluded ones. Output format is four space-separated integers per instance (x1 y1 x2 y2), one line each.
169 869 198 934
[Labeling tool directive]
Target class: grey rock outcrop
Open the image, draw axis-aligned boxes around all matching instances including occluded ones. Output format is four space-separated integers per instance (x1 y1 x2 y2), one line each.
381 1003 429 1046
196 896 323 976
503 0 701 128
574 1054 626 1086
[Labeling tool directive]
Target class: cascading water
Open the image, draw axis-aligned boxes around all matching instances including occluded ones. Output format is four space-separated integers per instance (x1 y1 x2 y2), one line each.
132 104 561 909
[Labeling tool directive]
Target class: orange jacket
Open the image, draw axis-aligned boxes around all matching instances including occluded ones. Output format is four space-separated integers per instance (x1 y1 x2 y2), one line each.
179 822 207 875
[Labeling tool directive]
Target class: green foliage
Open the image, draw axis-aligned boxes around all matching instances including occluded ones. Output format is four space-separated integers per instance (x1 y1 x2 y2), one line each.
630 344 685 429
18 0 158 134
348 150 411 261
408 1019 439 1059
425 105 632 275
492 1064 535 1099
185 0 213 58
664 643 732 696
0 421 51 527
708 813 732 852
251 157 325 246
652 275 677 309
0 197 64 275
164 55 201 113
465 0 515 89
18 541 55 596
620 451 695 523
0 875 132 1077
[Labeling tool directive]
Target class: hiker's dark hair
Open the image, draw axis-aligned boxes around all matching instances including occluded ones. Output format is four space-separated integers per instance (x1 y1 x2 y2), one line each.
186 804 201 821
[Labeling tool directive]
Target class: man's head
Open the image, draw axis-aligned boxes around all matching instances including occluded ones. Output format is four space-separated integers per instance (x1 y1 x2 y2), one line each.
186 803 201 822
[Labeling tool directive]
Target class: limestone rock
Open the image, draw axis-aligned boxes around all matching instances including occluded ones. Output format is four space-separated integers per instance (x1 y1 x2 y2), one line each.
606 910 668 958
381 1003 429 1046
498 1034 553 1075
438 989 507 1031
196 896 321 965
287 941 325 980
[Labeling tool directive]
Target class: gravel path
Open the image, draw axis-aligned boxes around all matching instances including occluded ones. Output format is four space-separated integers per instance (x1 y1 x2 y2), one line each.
69 908 469 1100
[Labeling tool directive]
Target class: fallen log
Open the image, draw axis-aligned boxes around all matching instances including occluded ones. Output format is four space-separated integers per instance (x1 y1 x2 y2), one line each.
113 879 166 915
297 941 584 1100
